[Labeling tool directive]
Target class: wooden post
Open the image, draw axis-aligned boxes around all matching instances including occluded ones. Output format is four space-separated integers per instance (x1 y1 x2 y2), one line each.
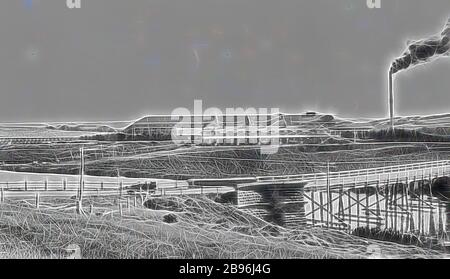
438 199 444 235
400 182 405 234
393 179 398 232
133 196 137 207
428 183 436 236
404 179 410 233
45 180 48 191
63 179 67 191
0 185 4 203
89 204 94 215
101 181 104 191
375 178 381 228
25 180 28 191
35 192 40 209
355 177 360 228
326 161 332 228
338 184 344 229
421 181 425 235
347 179 352 232
319 192 324 225
119 203 123 217
365 176 369 228
127 197 130 213
385 179 389 230
409 177 415 233
76 146 85 215
311 189 315 225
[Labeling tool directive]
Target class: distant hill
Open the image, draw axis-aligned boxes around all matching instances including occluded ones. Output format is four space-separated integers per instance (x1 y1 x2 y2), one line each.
46 124 117 133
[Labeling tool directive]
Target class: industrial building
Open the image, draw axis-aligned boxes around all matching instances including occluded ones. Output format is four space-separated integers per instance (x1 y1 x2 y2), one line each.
123 112 334 145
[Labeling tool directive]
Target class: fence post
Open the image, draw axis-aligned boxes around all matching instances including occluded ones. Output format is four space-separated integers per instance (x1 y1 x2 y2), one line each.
0 185 4 203
119 203 123 217
45 180 48 191
311 188 315 226
25 180 28 191
35 192 40 209
63 179 66 191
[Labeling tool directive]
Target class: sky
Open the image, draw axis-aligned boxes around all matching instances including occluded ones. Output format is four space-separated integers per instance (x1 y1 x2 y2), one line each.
0 0 449 122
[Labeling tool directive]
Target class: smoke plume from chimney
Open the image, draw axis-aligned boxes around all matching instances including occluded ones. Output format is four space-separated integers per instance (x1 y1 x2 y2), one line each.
390 18 450 74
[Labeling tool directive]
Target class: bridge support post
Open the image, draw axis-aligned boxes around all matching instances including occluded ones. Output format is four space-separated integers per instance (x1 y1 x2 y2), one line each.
347 178 352 232
355 177 360 229
438 199 444 235
375 177 381 228
338 181 344 229
326 162 332 228
319 192 324 225
365 174 369 228
394 178 399 232
384 177 389 230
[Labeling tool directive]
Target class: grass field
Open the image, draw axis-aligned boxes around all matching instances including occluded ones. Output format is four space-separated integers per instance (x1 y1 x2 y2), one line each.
1 120 450 258
0 195 446 259
1 141 448 179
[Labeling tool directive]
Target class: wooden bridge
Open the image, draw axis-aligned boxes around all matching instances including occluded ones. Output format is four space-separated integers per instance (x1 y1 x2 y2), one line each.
237 160 450 233
255 160 450 190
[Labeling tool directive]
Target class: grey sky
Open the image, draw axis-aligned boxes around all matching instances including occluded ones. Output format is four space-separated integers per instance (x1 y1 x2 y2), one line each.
0 0 449 122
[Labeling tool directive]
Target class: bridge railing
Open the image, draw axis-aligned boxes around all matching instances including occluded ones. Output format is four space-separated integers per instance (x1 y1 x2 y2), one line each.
256 160 450 183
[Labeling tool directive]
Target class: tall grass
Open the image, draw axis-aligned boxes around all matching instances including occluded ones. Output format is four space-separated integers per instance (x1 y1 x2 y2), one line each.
0 195 446 259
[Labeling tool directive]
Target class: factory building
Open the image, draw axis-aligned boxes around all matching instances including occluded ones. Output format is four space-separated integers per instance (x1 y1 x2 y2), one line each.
123 112 333 145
